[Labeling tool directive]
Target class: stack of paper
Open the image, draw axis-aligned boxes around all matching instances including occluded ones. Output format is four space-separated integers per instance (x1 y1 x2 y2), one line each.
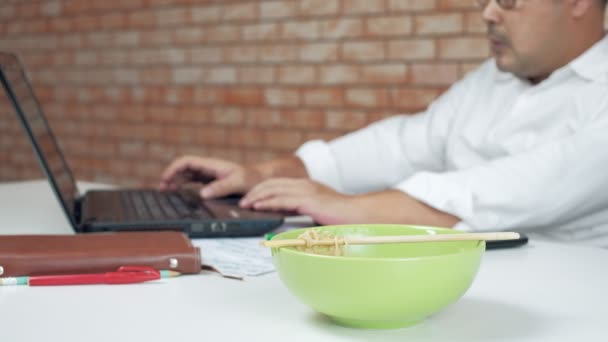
193 237 274 279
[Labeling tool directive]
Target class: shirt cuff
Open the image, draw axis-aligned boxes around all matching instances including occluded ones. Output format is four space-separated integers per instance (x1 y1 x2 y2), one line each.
395 171 493 231
452 222 473 232
295 140 345 192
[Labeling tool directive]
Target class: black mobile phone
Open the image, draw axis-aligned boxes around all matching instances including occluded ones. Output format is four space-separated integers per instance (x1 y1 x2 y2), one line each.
485 233 529 250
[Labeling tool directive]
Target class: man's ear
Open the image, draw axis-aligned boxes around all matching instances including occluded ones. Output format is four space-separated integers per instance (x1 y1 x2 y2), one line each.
567 0 595 18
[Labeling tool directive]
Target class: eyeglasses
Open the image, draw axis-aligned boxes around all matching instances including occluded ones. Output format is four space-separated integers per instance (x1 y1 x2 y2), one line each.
475 0 517 10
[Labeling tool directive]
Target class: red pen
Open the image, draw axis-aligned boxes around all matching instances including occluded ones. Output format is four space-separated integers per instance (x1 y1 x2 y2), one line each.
0 266 179 286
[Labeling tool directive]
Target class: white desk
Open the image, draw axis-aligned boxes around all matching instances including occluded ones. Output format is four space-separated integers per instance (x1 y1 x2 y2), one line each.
1 180 607 341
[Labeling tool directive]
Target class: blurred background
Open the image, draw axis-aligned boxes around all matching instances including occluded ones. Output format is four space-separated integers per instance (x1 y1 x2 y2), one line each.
1 0 606 186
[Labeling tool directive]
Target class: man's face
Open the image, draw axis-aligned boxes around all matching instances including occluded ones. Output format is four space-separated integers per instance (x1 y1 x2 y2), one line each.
482 0 569 80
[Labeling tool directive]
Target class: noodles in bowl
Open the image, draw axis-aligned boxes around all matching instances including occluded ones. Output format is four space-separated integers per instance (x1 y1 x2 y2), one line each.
294 228 347 256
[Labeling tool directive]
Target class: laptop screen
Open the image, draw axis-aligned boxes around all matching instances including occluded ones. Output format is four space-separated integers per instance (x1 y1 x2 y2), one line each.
0 53 79 227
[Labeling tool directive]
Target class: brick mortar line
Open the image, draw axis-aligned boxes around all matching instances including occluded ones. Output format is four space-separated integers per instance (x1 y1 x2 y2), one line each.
21 61 468 68
0 33 488 49
0 2 477 27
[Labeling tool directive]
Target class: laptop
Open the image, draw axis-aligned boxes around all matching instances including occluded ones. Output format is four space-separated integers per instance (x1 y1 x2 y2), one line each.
0 52 284 238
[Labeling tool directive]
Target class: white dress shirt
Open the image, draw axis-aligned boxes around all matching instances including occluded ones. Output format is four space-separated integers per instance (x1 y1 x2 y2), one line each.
296 34 608 247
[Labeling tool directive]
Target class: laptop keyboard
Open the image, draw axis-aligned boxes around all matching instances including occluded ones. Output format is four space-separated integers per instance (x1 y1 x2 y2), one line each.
122 190 212 221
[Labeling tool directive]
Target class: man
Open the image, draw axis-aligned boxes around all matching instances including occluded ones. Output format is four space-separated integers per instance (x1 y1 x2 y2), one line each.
160 0 608 246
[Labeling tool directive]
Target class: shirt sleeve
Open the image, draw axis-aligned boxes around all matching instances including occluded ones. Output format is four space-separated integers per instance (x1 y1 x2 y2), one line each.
397 119 608 231
295 70 475 194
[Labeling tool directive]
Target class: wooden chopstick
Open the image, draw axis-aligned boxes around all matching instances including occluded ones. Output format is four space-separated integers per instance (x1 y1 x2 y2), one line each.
261 232 520 248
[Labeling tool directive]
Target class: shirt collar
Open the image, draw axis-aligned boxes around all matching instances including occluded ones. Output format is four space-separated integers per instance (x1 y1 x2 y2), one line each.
569 33 608 83
493 33 608 84
494 65 512 83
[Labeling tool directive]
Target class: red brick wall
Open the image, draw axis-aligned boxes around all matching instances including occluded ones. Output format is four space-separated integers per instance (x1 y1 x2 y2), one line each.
1 1 606 186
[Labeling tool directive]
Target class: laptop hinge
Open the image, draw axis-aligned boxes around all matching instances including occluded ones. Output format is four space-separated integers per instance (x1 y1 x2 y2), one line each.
74 196 83 225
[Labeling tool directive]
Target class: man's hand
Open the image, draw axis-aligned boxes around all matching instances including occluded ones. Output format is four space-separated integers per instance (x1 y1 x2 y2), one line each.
159 156 265 199
239 178 354 224
239 178 460 227
159 155 309 199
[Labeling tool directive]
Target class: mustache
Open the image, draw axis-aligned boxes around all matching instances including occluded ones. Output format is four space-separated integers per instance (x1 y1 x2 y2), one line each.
487 25 510 45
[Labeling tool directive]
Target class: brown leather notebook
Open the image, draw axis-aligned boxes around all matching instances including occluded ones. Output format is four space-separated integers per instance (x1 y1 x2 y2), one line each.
0 231 201 277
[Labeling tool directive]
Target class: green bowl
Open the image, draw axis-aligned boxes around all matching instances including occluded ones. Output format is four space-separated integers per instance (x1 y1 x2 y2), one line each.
271 224 484 329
